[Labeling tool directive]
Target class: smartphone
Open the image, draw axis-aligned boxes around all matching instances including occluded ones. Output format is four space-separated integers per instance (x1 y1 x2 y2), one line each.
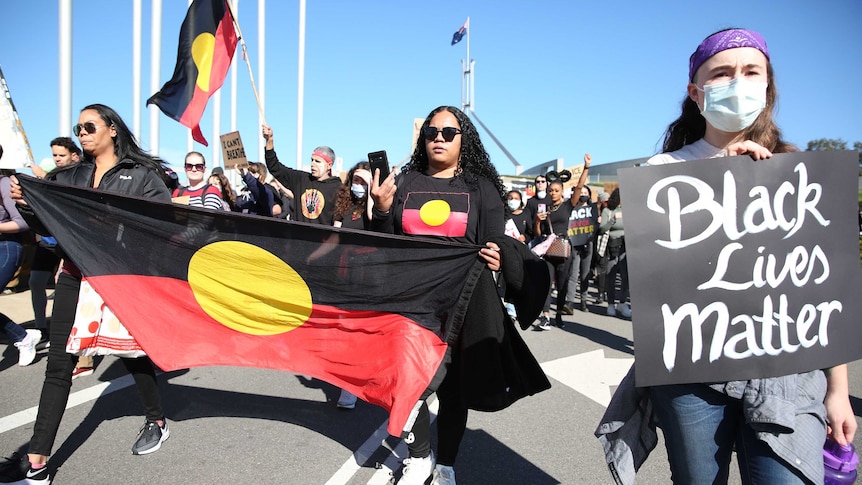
368 150 390 181
538 203 547 214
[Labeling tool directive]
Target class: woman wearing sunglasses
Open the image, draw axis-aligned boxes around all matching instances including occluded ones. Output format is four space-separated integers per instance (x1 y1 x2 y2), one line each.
1 104 174 485
371 106 519 485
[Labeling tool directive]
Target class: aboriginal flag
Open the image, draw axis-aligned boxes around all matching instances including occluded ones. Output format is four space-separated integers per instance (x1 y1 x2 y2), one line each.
402 191 470 237
147 0 238 146
19 176 484 435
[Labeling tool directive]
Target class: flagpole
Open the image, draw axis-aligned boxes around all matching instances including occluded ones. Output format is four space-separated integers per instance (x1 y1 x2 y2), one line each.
296 0 306 170
230 0 239 137
149 0 162 155
257 0 266 164
225 0 266 126
58 0 72 137
466 16 471 112
186 0 194 154
132 0 142 140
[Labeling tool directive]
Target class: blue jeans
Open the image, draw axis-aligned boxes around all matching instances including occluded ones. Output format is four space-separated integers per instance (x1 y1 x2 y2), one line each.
0 240 26 342
649 383 809 485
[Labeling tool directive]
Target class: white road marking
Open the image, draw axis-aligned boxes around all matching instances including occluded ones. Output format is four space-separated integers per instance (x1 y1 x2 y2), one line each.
0 374 135 434
541 349 633 407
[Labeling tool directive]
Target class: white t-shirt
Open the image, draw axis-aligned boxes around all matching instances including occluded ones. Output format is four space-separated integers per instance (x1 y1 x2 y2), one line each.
645 138 725 165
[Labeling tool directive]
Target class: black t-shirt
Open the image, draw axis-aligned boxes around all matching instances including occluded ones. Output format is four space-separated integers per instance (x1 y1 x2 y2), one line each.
506 209 533 241
264 149 342 225
338 202 370 230
566 202 599 246
386 171 504 245
537 201 575 238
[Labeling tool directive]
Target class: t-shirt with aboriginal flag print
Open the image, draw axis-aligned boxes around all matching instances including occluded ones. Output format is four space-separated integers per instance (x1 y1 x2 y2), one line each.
377 171 504 245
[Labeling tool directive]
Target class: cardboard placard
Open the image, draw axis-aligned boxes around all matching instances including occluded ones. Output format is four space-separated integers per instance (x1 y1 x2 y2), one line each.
220 131 248 169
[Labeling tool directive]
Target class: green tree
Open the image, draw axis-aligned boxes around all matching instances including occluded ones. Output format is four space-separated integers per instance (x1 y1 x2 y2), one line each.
806 138 848 151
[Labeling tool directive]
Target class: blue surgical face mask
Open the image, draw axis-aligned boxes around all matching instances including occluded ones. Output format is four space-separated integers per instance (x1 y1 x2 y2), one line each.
351 184 367 198
697 77 768 133
507 199 521 211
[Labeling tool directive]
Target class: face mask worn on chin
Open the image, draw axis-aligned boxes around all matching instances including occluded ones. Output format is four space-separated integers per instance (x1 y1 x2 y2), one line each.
698 77 768 132
350 184 367 199
537 191 547 199
507 199 521 211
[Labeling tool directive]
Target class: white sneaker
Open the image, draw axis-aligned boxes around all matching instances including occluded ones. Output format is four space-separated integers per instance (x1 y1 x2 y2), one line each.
617 302 632 318
432 464 456 485
15 329 41 366
336 389 357 409
397 452 435 485
606 304 616 317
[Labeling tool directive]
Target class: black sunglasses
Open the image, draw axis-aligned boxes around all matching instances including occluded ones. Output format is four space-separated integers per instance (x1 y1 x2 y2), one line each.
73 121 106 137
422 126 462 142
184 163 205 171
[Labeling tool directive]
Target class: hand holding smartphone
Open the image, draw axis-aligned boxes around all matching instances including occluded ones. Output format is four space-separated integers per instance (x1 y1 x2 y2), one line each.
368 150 390 182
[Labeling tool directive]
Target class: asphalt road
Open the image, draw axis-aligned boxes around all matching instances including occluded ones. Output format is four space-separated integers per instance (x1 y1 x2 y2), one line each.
1 289 861 484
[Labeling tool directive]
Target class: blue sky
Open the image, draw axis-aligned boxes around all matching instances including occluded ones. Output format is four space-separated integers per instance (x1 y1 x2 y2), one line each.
1 0 860 180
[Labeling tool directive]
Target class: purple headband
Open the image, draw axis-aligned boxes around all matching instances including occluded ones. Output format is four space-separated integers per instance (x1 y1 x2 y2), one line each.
688 29 770 81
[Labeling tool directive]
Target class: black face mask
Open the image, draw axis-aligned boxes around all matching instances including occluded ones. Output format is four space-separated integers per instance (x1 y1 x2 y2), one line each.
579 195 590 203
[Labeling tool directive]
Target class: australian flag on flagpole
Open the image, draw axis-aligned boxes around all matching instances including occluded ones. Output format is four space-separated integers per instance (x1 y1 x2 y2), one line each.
451 18 469 45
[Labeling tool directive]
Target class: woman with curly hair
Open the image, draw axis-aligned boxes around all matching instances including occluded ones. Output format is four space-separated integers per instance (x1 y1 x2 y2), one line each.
370 105 505 485
332 161 372 230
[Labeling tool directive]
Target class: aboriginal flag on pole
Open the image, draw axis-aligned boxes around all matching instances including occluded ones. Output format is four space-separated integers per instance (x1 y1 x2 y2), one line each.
147 0 238 146
19 176 484 436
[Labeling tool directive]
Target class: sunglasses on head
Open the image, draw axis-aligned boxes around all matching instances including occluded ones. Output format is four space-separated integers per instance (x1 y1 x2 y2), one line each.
422 126 462 142
185 163 205 171
73 121 105 137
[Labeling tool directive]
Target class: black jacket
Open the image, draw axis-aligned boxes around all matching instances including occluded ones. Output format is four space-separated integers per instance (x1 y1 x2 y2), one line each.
427 235 552 411
18 159 171 257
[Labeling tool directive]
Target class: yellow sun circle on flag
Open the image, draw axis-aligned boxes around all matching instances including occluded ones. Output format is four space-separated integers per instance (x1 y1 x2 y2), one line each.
188 241 312 335
191 33 216 92
419 200 451 227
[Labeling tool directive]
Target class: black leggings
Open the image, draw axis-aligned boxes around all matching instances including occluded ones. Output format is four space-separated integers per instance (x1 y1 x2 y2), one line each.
407 359 469 467
542 257 572 320
29 272 165 456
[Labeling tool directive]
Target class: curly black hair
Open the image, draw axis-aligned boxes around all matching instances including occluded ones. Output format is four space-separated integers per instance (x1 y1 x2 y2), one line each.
403 106 505 201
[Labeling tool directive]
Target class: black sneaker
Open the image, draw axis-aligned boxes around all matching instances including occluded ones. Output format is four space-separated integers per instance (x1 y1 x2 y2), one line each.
131 420 170 455
0 452 50 484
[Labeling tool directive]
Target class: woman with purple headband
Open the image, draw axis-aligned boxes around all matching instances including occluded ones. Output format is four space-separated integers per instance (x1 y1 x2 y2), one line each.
597 28 855 485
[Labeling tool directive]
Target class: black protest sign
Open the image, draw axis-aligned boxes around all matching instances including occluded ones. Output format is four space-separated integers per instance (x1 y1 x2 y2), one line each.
619 151 862 387
567 203 599 247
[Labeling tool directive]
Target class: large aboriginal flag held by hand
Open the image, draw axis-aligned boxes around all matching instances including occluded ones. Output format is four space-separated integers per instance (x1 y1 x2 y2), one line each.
147 0 238 146
19 176 485 435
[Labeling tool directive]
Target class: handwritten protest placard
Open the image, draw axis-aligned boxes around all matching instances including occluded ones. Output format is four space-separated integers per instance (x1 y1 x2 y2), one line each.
220 131 248 169
620 151 862 387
